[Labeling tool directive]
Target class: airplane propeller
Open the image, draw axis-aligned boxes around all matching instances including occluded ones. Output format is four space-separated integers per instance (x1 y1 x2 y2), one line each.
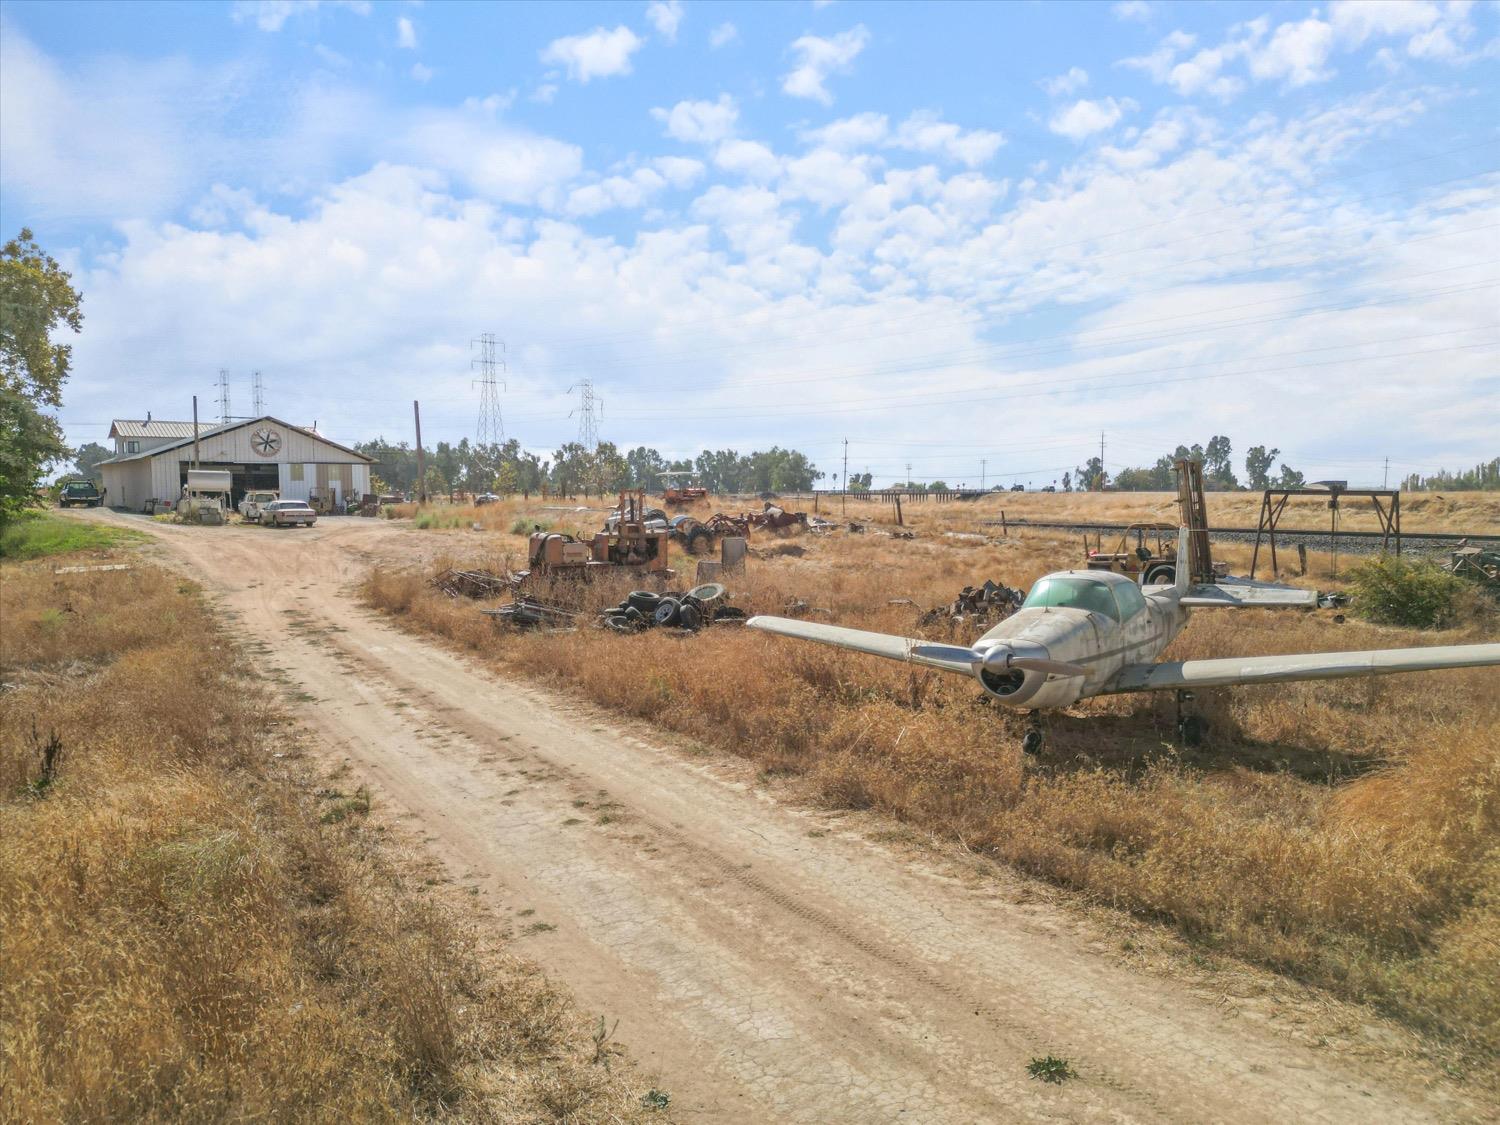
978 646 1087 680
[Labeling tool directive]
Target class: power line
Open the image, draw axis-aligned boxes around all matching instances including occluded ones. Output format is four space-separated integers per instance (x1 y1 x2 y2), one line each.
216 369 231 425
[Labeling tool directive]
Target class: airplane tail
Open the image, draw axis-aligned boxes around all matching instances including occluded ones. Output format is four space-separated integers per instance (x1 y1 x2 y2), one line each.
1175 526 1190 594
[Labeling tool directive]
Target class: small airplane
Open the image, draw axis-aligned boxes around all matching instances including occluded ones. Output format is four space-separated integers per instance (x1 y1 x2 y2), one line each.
746 530 1500 753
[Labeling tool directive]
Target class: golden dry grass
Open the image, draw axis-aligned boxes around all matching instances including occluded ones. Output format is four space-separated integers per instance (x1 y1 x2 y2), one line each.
0 558 657 1123
366 493 1500 1071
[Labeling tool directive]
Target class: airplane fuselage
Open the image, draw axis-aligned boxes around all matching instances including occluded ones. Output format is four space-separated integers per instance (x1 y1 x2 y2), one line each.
970 571 1189 708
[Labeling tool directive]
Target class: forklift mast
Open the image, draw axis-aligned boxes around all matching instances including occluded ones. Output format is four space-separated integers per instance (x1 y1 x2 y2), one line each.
1174 458 1214 585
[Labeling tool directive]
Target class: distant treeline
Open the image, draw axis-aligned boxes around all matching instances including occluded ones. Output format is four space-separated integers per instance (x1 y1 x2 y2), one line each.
351 437 823 497
1400 459 1500 492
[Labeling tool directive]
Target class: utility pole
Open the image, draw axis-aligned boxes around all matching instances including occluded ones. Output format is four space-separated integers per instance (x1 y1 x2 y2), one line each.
1099 431 1106 491
842 438 849 514
1383 457 1390 490
216 369 232 425
413 400 426 504
980 458 987 491
251 371 265 416
192 395 200 469
906 461 912 490
472 333 506 446
569 380 600 450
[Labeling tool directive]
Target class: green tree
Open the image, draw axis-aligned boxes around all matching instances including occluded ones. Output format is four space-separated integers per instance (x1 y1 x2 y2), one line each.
71 441 111 484
1244 445 1279 491
2 229 83 407
1204 435 1237 489
1274 463 1305 489
1 230 82 522
1075 456 1105 491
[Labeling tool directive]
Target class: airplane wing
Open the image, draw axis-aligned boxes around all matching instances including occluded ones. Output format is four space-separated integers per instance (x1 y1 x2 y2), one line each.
1179 583 1317 608
1105 643 1500 694
745 616 977 675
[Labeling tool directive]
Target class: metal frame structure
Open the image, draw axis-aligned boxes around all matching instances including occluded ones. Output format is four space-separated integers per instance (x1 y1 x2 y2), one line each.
1250 485 1400 579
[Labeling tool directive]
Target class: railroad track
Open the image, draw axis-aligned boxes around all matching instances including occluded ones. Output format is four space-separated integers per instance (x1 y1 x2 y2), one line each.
988 520 1499 557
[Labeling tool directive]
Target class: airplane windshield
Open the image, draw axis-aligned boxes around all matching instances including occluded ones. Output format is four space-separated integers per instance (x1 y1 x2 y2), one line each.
1023 578 1119 621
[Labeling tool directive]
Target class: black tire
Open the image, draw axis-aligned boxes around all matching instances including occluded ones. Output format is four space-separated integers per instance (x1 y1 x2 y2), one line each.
624 606 645 623
686 528 712 555
627 590 661 614
678 603 703 631
653 598 682 627
1179 715 1206 747
1144 564 1175 586
711 605 746 620
605 615 635 634
1022 729 1044 755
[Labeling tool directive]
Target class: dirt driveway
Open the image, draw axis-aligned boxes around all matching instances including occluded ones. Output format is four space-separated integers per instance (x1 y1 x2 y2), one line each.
77 511 1484 1123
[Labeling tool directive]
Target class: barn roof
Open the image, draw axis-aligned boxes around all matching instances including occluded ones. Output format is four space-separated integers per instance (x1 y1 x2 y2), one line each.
98 416 374 465
109 419 198 439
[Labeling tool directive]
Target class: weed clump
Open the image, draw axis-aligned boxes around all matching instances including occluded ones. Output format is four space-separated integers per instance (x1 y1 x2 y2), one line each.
1347 555 1462 628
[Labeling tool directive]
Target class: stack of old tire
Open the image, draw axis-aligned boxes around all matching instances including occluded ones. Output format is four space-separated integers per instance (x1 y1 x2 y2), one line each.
600 584 746 634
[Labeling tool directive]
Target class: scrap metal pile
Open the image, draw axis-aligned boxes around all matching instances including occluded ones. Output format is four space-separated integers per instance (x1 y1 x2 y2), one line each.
919 580 1025 629
479 595 577 630
431 567 508 598
1447 544 1500 585
599 583 747 634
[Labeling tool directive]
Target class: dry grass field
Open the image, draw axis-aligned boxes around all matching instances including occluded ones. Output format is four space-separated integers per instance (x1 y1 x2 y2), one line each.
0 548 657 1122
364 490 1500 1072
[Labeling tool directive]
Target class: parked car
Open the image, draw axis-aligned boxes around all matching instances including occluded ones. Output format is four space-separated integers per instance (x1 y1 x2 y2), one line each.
473 492 501 506
1009 483 1025 492
238 489 280 522
59 479 104 508
260 500 317 527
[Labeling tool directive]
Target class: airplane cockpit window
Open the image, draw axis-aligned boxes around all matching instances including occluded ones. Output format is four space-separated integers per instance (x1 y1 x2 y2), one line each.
1114 580 1147 620
1022 577 1120 621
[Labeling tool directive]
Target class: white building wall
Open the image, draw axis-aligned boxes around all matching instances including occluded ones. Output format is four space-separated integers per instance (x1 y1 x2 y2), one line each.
101 461 152 510
352 465 370 496
152 456 182 503
278 463 313 502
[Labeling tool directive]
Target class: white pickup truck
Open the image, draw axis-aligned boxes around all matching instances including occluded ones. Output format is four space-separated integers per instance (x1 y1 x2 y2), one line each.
238 490 280 523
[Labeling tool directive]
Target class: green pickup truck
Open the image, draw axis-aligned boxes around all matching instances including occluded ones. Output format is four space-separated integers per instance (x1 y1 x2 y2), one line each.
59 480 104 508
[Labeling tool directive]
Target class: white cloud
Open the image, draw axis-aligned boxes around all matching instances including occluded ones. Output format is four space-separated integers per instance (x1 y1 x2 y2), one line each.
890 112 1004 167
1112 1 1153 22
1041 67 1089 97
652 95 739 143
410 62 433 83
397 16 417 49
652 156 705 188
400 104 583 206
800 111 889 150
230 0 370 32
530 84 558 104
567 168 668 216
1049 96 1136 141
1329 0 1442 45
709 22 739 49
1248 17 1337 86
646 0 684 42
714 139 783 182
540 26 644 83
782 25 869 105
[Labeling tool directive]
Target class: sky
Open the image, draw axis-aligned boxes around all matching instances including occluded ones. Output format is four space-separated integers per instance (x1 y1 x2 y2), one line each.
2 0 1497 488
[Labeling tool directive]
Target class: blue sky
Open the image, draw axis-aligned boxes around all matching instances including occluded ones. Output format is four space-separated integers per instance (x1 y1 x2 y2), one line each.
3 0 1496 486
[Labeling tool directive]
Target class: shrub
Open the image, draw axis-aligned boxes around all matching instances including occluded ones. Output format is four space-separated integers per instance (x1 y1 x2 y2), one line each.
1347 555 1462 629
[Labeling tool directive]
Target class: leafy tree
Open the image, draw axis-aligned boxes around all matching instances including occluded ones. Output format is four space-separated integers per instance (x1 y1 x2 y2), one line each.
1274 463 1305 489
1244 445 1279 491
1075 456 1105 491
2 229 83 407
1062 472 1071 492
927 480 949 492
624 445 668 491
1 230 82 522
71 441 111 484
1204 435 1237 489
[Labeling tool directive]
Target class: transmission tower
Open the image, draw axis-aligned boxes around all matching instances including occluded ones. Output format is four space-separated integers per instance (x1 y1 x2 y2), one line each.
216 369 232 425
471 334 506 446
251 371 265 416
568 379 601 450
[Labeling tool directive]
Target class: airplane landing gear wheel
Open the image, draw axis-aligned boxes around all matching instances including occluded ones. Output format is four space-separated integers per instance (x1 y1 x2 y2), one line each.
1022 713 1045 756
1179 715 1205 747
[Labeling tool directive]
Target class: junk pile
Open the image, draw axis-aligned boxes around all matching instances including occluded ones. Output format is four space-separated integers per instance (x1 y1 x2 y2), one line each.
919 580 1025 628
599 583 747 634
480 595 577 630
432 567 508 598
1446 544 1500 585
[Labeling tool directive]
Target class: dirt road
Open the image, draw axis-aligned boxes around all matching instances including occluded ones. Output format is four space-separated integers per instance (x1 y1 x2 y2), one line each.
85 512 1482 1123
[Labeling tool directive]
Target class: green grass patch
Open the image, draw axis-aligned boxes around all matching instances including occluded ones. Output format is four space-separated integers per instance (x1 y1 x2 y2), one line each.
0 513 147 560
1347 555 1463 629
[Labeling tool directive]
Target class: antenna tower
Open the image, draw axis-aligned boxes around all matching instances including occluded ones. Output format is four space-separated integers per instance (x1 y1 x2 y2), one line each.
471 334 506 446
252 371 265 416
216 369 232 424
568 379 601 450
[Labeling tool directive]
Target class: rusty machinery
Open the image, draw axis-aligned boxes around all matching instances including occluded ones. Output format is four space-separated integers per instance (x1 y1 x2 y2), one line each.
525 489 671 579
660 471 708 507
1085 522 1180 586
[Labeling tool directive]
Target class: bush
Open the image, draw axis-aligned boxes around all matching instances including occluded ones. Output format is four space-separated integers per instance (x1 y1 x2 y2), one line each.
1347 555 1462 629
